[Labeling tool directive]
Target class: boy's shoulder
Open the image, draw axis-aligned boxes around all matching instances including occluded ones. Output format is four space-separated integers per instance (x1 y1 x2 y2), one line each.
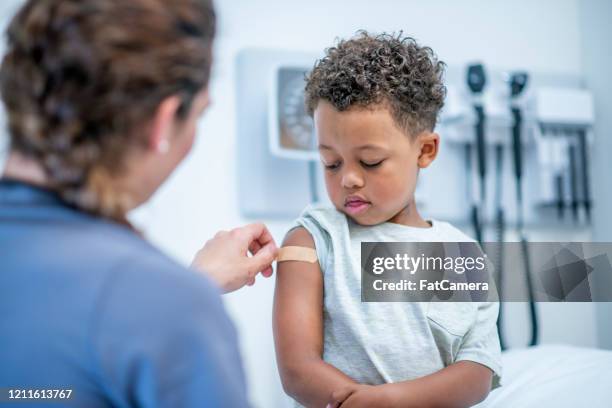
295 204 347 232
293 205 477 244
291 204 344 269
430 219 477 243
298 203 343 219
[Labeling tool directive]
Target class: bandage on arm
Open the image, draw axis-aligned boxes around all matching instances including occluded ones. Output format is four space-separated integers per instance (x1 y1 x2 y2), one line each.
276 246 318 263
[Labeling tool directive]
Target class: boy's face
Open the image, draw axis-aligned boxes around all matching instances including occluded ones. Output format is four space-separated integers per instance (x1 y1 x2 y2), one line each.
314 101 438 226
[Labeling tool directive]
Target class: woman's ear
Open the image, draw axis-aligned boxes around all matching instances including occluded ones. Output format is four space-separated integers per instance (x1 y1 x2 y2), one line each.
417 132 440 169
148 95 182 154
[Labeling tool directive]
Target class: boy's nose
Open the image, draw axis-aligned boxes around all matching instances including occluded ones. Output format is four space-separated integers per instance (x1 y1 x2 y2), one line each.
341 171 365 189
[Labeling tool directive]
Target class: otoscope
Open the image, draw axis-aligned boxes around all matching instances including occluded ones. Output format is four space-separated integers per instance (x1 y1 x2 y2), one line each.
489 72 528 351
510 72 528 227
509 72 539 347
576 128 592 223
466 64 487 244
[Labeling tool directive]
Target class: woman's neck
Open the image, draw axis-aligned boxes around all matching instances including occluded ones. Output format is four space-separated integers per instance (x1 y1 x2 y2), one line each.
3 150 144 214
2 151 48 186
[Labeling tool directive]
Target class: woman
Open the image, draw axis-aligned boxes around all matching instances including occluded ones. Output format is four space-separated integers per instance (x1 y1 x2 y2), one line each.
0 0 276 406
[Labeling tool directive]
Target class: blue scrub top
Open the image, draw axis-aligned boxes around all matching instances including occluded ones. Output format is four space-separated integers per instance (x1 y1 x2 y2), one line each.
0 179 250 407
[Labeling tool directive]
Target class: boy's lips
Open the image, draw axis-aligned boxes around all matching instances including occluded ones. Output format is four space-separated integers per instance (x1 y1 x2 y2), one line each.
344 196 371 215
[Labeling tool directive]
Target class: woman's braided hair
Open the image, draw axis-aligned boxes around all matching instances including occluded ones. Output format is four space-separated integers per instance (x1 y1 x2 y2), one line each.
305 31 446 136
0 0 216 223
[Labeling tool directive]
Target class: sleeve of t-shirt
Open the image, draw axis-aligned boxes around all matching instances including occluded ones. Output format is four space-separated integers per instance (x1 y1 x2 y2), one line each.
294 213 331 272
89 253 250 408
454 301 503 390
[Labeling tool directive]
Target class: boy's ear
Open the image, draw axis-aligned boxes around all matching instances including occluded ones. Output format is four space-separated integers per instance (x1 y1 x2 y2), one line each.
417 132 440 169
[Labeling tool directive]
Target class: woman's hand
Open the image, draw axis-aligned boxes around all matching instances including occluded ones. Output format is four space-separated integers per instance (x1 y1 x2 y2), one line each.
191 223 278 293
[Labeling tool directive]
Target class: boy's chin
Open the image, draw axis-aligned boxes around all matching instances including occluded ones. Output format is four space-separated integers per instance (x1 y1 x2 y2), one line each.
339 208 385 226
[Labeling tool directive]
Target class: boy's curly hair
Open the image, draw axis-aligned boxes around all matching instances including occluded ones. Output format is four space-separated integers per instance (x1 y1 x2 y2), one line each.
305 31 446 136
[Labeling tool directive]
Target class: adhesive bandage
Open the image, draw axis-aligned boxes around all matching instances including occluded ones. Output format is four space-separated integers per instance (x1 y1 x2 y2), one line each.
276 246 318 263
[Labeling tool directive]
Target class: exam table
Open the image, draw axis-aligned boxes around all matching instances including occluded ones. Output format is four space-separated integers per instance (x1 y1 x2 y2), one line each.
476 344 612 407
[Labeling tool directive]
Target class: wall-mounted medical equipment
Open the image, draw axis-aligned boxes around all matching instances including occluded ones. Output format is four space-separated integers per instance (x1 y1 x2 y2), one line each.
436 65 594 231
442 64 595 350
267 64 321 203
268 65 317 160
534 87 594 224
235 49 326 219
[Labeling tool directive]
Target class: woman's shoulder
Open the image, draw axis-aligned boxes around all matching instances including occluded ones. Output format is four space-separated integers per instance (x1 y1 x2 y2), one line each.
61 215 222 310
91 219 222 302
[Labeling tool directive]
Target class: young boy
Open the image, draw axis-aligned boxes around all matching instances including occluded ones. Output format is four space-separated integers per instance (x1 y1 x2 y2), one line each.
273 32 502 407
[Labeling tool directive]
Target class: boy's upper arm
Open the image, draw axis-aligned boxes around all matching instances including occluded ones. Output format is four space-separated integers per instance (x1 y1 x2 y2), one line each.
273 227 325 365
455 301 503 389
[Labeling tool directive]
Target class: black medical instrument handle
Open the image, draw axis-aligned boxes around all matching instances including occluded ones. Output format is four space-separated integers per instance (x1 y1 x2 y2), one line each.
471 206 482 244
465 144 483 244
494 144 504 224
474 105 487 203
521 236 539 347
577 129 592 223
493 144 505 273
496 290 506 351
511 108 523 185
308 160 319 204
569 144 579 222
494 146 504 253
555 174 565 219
493 143 506 350
511 107 524 229
509 71 527 228
466 64 486 242
495 206 506 351
510 99 539 348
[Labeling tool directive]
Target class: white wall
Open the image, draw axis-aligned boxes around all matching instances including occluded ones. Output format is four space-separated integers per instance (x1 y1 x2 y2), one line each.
0 0 21 170
0 1 605 407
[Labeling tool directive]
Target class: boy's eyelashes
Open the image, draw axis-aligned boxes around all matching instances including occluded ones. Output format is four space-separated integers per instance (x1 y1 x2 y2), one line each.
322 159 386 171
323 162 341 171
362 159 385 168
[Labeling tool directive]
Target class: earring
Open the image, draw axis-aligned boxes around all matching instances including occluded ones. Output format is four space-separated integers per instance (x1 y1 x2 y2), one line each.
158 139 170 154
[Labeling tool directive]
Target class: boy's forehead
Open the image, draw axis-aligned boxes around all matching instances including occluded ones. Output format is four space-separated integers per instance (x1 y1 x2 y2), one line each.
315 101 406 148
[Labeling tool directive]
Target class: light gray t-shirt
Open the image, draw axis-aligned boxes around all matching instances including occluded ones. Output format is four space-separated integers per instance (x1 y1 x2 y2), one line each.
292 204 502 405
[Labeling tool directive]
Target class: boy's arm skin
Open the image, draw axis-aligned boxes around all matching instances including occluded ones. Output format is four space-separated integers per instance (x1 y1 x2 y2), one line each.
329 361 493 408
273 227 359 407
274 227 494 408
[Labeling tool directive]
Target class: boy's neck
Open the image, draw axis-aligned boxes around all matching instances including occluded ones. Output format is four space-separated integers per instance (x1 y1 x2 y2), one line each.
387 201 431 228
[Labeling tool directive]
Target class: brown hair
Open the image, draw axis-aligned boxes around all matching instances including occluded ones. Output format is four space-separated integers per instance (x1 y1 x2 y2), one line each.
305 31 446 136
0 0 216 223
